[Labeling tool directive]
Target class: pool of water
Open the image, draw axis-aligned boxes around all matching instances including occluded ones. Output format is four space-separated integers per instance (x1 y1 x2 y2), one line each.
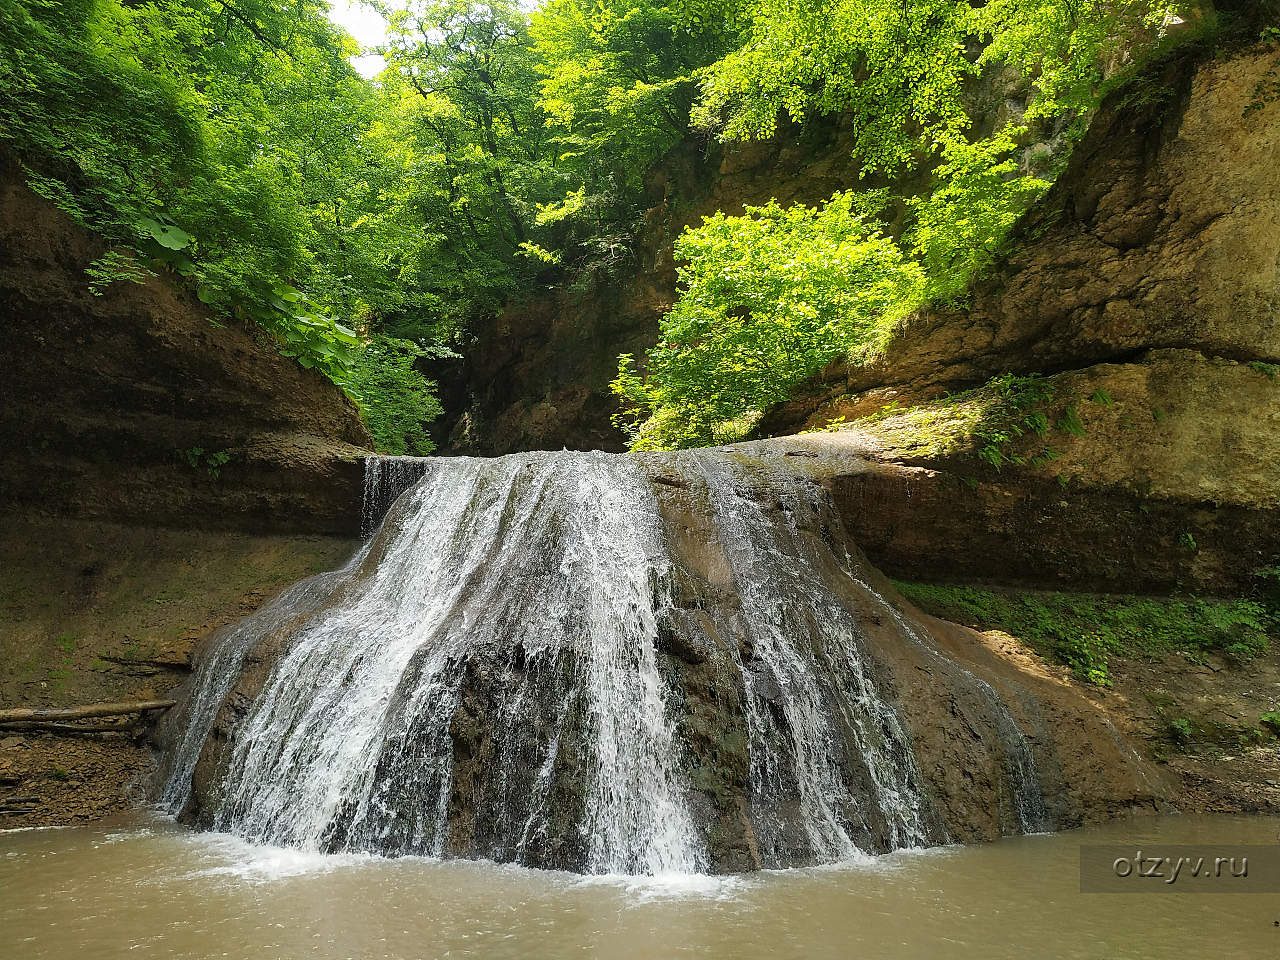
3 814 1278 959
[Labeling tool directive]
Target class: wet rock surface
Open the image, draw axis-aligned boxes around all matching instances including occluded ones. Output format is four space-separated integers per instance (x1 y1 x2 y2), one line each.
169 447 1164 874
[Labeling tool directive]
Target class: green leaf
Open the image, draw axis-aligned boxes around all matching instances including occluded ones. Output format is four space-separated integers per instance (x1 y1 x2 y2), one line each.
139 218 193 251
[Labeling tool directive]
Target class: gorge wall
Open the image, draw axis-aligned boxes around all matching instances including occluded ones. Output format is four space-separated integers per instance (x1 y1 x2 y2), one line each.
0 159 372 825
763 38 1280 593
0 157 372 536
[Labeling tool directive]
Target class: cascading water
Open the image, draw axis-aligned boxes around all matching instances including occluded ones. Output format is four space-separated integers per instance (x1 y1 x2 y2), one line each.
361 455 431 537
162 447 1056 875
685 451 932 861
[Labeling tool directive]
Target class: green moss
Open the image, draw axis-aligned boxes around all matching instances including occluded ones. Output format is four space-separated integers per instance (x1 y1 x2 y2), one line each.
1260 710 1280 737
895 582 1275 686
853 373 1078 472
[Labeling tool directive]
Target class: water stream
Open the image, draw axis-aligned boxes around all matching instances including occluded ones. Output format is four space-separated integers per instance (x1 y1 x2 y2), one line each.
2 814 1275 960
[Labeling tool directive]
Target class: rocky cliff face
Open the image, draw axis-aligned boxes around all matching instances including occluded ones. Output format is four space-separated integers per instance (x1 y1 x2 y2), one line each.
0 159 372 827
759 39 1280 592
0 158 372 536
770 42 1280 414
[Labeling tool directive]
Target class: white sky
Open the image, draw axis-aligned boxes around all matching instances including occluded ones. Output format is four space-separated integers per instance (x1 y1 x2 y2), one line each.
328 0 390 78
329 0 543 79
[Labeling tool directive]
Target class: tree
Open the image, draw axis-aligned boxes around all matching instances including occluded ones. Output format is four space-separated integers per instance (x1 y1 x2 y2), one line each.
614 194 923 449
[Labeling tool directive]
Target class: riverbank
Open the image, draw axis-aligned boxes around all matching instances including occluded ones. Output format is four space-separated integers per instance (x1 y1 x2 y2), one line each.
0 518 353 826
903 584 1280 819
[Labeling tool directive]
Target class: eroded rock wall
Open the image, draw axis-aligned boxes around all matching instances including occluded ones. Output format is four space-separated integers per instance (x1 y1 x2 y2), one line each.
0 158 371 826
760 39 1280 591
767 42 1280 420
0 157 372 536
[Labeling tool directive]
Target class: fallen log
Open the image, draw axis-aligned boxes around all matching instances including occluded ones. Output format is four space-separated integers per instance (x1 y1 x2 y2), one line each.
98 655 191 672
0 721 138 734
0 699 175 724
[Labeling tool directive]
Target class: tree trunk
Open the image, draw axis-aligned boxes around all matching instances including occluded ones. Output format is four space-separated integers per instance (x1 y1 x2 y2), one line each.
0 699 176 723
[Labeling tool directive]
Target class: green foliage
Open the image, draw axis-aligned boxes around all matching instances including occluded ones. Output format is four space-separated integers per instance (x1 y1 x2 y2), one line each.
906 133 1052 304
1056 405 1087 437
0 0 508 441
246 286 362 384
181 447 232 480
1253 565 1280 611
897 582 1275 686
341 337 453 455
0 0 392 377
628 0 1197 450
696 0 1187 168
1260 710 1280 737
972 1 1187 124
1248 361 1280 379
534 0 740 184
2 0 1212 456
85 249 155 296
1165 716 1193 745
694 0 974 171
968 374 1059 472
613 193 923 449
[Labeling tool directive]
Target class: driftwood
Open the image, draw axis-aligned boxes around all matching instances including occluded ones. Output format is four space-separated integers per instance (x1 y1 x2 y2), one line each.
98 655 191 672
0 720 139 734
0 699 175 726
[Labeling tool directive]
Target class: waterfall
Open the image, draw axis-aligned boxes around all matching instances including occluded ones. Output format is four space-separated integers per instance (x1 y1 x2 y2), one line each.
163 449 1052 874
361 455 431 537
687 451 931 861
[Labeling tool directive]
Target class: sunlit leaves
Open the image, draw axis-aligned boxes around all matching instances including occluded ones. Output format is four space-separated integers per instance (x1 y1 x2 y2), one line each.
138 217 194 250
614 193 924 449
529 0 742 256
694 0 974 174
906 131 1051 303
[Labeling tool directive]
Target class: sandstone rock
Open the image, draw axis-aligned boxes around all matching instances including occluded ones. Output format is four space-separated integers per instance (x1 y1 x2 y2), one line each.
754 40 1280 592
0 155 372 536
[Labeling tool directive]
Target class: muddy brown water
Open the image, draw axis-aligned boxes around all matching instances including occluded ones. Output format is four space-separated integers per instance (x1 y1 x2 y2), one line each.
3 813 1279 959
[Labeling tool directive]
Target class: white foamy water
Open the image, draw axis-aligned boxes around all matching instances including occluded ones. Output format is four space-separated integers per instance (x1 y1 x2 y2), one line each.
169 452 701 874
